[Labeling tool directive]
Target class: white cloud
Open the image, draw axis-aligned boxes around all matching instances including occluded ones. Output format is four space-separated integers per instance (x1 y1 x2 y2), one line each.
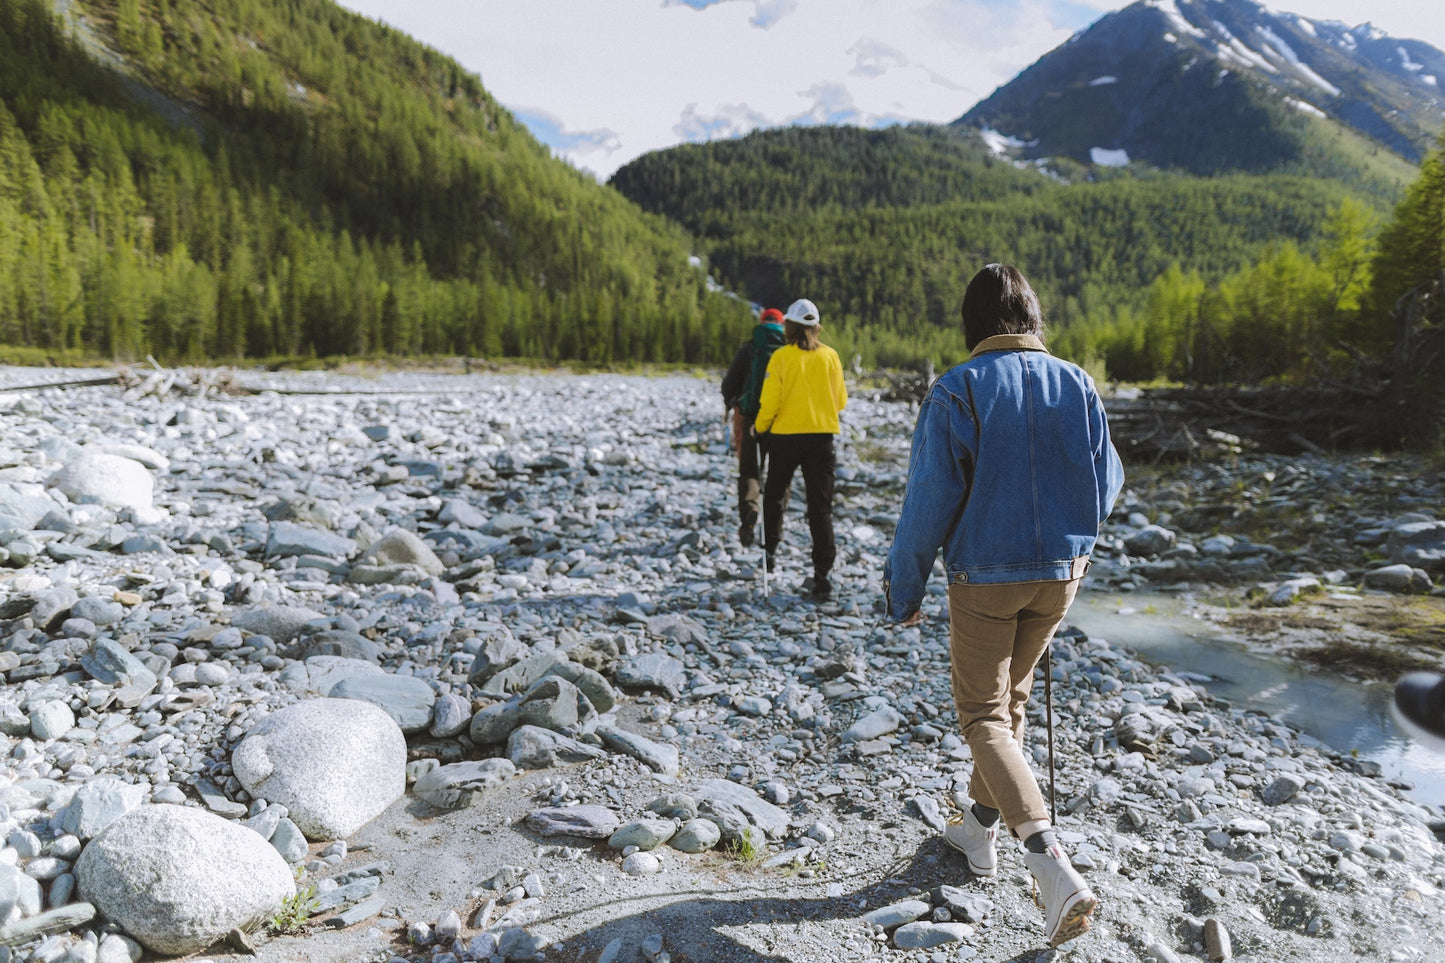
849 38 910 78
673 102 773 142
331 0 1445 180
751 0 799 28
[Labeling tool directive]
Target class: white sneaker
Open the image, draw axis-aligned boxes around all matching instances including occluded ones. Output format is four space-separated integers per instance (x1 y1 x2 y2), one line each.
1024 842 1098 946
943 807 997 877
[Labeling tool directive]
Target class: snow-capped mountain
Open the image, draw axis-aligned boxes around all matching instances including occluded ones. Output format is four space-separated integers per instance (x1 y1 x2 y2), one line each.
955 0 1445 173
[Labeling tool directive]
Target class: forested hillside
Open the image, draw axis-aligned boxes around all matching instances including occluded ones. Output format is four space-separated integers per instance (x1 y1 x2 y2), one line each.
3 0 1439 380
0 0 750 364
611 124 1405 375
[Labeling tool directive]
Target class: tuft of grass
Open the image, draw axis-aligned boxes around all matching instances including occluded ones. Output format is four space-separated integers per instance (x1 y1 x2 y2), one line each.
269 886 319 934
726 830 764 864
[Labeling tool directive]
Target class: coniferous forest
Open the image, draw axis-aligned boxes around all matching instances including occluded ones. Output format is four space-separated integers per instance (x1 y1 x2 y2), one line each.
610 124 1442 384
0 0 1443 386
0 0 751 365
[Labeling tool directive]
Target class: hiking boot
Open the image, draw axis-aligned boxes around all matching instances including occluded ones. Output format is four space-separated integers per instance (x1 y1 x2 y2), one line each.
739 511 758 548
810 576 832 601
1024 842 1097 946
765 551 776 573
944 806 997 877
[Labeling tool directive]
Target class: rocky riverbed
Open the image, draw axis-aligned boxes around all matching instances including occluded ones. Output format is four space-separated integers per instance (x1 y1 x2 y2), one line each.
0 366 1442 963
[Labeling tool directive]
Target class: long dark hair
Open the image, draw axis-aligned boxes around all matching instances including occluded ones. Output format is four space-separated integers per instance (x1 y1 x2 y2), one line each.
961 263 1045 351
784 320 820 350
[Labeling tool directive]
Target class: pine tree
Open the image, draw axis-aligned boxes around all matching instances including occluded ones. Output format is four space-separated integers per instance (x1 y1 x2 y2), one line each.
1364 131 1445 352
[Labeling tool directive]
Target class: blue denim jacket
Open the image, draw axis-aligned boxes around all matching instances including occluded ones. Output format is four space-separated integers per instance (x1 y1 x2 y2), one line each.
884 334 1124 621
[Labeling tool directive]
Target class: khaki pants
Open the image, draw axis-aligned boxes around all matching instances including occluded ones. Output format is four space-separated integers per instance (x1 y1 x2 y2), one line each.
947 577 1082 834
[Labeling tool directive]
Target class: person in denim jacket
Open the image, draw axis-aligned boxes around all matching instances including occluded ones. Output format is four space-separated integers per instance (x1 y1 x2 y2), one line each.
883 263 1123 947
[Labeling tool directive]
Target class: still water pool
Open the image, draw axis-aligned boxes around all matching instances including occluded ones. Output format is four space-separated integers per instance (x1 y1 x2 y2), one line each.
1065 588 1445 812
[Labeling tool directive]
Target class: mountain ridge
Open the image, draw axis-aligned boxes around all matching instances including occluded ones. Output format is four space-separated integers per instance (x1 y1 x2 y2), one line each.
955 0 1445 175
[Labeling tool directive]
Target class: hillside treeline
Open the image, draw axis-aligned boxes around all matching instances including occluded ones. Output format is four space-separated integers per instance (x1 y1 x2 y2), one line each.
612 125 1442 383
0 0 750 364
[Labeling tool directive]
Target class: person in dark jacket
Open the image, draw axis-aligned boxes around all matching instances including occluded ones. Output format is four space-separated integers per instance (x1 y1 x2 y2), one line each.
884 264 1123 947
721 308 786 547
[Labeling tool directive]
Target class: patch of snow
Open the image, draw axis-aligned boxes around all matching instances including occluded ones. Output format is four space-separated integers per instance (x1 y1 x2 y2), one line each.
1216 41 1276 74
1285 97 1327 119
1164 31 1179 45
1214 24 1278 74
1255 25 1302 64
1423 75 1439 87
1146 0 1205 39
1292 62 1340 96
979 127 1030 157
1090 147 1130 167
1257 25 1340 96
1089 76 1118 86
1399 46 1424 73
1294 16 1317 38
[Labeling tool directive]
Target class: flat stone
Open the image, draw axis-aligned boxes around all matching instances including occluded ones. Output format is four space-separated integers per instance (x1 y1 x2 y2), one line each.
231 605 328 645
525 805 619 839
862 898 930 930
507 725 607 769
597 725 679 777
329 672 436 733
265 521 356 559
894 920 973 949
693 779 789 839
840 705 902 743
413 759 517 810
56 777 148 841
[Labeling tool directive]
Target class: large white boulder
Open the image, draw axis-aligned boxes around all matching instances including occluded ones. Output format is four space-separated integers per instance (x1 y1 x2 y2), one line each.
46 452 154 511
231 698 406 840
75 804 294 956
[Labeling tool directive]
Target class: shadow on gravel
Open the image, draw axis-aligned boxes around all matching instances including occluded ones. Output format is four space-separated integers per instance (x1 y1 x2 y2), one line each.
547 838 1051 963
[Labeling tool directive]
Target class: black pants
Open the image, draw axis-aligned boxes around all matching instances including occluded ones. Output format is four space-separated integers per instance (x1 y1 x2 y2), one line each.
736 414 768 525
762 433 836 578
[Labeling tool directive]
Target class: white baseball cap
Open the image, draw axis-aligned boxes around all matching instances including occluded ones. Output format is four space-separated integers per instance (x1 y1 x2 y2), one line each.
784 298 820 326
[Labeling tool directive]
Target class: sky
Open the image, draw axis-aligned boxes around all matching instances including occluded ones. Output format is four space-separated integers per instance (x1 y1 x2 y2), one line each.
332 0 1445 181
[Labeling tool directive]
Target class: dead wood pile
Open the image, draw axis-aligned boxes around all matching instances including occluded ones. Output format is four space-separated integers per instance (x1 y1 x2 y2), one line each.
1104 384 1433 462
115 360 248 400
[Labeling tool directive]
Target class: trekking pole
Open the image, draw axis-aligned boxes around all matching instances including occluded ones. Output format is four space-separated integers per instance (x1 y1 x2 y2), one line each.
1044 638 1057 827
760 550 770 598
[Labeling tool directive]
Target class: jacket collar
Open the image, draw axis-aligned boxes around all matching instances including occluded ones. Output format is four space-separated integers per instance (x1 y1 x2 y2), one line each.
970 334 1047 358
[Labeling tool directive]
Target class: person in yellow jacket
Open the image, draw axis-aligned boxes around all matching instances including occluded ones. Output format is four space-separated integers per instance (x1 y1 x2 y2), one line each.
753 298 848 600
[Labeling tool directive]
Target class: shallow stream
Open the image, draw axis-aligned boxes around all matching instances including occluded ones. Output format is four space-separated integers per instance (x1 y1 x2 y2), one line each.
1065 588 1445 812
